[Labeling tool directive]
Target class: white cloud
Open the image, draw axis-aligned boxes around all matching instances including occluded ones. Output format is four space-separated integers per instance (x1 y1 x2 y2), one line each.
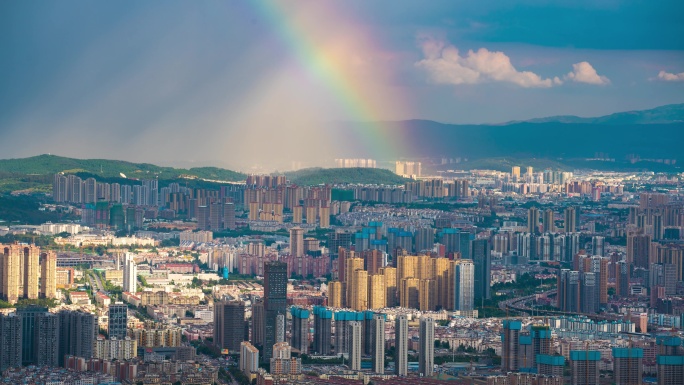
565 61 610 85
415 36 557 88
657 70 684 81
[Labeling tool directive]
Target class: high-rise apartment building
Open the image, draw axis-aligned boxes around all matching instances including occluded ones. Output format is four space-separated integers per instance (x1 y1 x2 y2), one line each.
58 310 97 366
1 245 55 303
1 245 21 303
528 207 540 234
290 227 304 257
656 336 684 385
543 209 555 233
348 321 362 371
345 257 364 308
368 274 386 309
240 341 259 375
394 315 408 376
223 202 236 230
382 267 397 307
252 299 264 346
290 307 309 354
328 281 344 308
371 314 385 374
17 306 50 365
419 317 435 377
613 347 643 385
23 245 40 299
40 251 57 299
414 227 435 254
263 261 288 361
123 253 137 294
351 269 369 311
313 306 332 355
564 207 577 233
558 269 580 312
400 277 420 309
319 205 330 228
419 279 436 311
502 320 522 372
627 232 651 268
454 260 474 311
592 236 605 257
0 313 22 371
472 239 491 301
108 303 128 340
34 312 59 367
214 301 246 353
570 350 600 385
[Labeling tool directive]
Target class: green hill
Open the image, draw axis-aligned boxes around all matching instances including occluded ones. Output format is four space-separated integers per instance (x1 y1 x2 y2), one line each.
286 167 408 185
0 154 246 181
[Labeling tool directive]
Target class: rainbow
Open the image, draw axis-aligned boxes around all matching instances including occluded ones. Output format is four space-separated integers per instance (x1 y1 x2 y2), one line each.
250 1 412 162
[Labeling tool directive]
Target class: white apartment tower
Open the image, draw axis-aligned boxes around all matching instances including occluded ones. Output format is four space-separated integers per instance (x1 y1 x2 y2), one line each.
123 253 137 294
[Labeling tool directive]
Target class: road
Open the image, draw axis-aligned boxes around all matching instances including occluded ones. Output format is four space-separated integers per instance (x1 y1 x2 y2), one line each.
500 289 557 317
90 271 104 291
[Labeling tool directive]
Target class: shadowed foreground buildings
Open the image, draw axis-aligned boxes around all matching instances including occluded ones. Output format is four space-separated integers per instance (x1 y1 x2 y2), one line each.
263 261 288 361
214 300 247 353
0 308 96 371
0 313 22 371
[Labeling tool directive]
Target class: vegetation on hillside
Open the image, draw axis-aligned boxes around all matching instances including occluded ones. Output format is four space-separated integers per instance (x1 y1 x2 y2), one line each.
286 167 408 185
0 154 246 182
0 194 78 225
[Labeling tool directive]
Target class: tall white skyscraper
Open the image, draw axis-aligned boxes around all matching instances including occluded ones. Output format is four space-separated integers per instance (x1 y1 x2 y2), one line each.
454 260 474 311
419 317 435 377
371 314 385 374
348 321 362 371
123 253 137 293
394 315 408 376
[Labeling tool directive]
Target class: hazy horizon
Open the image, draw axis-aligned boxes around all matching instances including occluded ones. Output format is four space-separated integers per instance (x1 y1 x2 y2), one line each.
2 1 683 170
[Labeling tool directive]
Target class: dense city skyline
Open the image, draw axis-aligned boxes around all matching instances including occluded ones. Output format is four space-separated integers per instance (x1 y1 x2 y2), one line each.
2 2 684 384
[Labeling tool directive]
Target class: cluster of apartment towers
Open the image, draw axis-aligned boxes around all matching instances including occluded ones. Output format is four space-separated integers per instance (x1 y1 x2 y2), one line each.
326 247 488 313
0 244 58 304
215 261 438 377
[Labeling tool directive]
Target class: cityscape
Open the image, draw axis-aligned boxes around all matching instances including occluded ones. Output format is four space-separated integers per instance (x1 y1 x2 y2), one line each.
2 2 684 385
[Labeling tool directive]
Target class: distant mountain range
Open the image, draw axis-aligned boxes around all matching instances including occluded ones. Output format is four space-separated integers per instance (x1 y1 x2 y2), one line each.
331 103 684 167
0 103 682 195
508 103 684 125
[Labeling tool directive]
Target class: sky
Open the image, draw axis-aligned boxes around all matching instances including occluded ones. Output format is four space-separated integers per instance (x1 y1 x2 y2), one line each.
1 0 683 170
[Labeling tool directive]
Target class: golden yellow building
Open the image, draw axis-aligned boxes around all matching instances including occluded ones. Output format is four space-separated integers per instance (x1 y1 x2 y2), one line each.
40 251 57 299
319 206 330 228
368 274 385 309
400 277 420 309
345 257 364 306
248 202 260 221
1 245 56 304
419 279 437 311
0 244 21 303
292 206 303 224
380 267 397 307
351 269 368 310
431 257 451 310
396 255 417 287
417 255 432 280
23 245 40 299
328 281 344 308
